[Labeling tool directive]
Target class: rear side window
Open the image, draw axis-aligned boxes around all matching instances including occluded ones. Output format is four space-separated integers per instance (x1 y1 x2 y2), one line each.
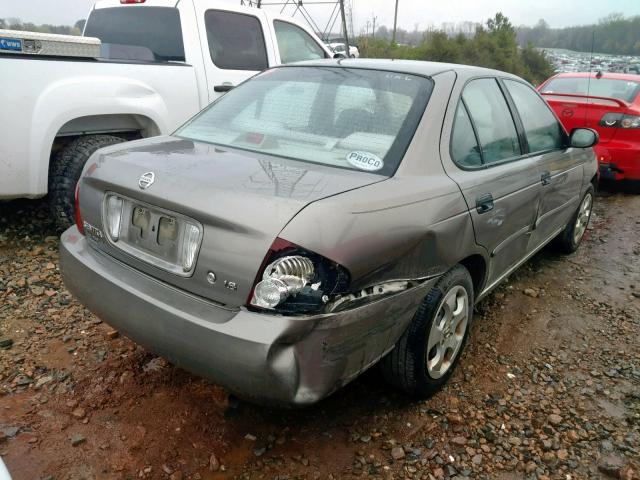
204 10 268 71
274 21 326 64
84 7 185 62
462 78 521 165
451 102 482 167
504 80 565 153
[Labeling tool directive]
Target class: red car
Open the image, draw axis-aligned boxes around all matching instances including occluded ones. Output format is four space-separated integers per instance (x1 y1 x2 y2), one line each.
539 72 640 182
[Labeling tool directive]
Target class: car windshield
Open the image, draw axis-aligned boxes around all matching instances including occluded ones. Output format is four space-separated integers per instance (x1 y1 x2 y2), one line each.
176 67 433 176
541 77 640 103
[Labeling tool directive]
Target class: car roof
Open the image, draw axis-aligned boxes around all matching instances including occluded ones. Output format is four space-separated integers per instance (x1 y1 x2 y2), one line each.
283 58 522 80
551 72 640 82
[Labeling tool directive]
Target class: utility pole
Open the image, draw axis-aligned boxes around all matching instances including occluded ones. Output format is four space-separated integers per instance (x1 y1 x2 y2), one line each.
348 0 354 40
392 0 399 44
339 0 350 54
372 15 377 38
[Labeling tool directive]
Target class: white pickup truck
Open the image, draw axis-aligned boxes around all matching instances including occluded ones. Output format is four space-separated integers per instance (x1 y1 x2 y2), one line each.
0 0 332 227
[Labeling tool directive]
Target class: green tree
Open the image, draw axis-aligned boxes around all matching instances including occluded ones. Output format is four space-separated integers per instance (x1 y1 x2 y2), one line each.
359 13 554 85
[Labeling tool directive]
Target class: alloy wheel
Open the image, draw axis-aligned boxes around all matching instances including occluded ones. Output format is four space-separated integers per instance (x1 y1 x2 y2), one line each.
426 285 469 379
573 192 593 245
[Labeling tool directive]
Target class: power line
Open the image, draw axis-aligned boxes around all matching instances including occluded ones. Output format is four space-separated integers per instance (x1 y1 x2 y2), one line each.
240 0 353 43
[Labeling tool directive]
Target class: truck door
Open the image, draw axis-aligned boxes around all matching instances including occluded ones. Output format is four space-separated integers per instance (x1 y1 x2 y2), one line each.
194 6 276 103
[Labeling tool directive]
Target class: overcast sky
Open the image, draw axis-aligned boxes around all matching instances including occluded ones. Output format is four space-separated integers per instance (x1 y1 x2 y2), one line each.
2 0 640 31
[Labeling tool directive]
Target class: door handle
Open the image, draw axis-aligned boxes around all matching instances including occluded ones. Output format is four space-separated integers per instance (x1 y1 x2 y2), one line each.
214 84 235 93
475 193 494 214
541 170 552 186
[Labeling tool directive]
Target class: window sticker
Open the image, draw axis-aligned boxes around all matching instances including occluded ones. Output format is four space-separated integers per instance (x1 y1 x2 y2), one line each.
0 37 22 52
346 151 384 171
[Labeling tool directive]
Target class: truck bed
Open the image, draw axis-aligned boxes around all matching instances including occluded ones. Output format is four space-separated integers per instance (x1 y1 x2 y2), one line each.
0 55 201 198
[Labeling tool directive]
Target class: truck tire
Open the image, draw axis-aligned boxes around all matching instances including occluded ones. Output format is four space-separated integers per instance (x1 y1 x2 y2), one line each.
381 265 474 398
49 135 124 230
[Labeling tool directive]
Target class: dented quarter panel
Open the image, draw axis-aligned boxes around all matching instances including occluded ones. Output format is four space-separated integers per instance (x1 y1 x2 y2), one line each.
279 176 483 290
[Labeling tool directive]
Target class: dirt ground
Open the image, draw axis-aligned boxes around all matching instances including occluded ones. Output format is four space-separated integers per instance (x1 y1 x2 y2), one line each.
0 189 638 480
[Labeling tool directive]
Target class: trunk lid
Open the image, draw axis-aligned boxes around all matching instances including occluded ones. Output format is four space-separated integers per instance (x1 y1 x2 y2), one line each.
80 136 384 307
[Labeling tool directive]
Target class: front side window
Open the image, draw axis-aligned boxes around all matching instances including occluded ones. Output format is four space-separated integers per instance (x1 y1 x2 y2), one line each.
504 80 565 153
84 7 184 62
462 78 521 165
204 10 268 71
177 67 433 176
274 21 326 64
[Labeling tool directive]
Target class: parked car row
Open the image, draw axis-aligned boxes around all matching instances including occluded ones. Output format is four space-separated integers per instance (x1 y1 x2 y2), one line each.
326 41 360 58
60 59 598 405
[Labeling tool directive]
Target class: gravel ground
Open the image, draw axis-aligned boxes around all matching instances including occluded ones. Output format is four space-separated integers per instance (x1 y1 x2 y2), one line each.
0 191 638 480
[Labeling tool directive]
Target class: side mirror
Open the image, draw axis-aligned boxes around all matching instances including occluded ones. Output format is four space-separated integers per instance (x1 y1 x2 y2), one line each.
570 128 599 148
333 53 346 59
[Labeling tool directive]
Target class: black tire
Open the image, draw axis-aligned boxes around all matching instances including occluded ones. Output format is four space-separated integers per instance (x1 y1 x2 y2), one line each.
553 185 595 254
381 264 474 398
49 135 124 230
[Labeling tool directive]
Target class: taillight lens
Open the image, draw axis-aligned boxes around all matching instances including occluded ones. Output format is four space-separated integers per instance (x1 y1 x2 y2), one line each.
74 182 84 235
120 0 145 3
600 113 640 129
105 195 124 241
181 223 202 272
248 238 349 314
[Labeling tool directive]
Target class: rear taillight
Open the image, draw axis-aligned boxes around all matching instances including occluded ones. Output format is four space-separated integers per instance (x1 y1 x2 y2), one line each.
600 113 640 129
120 0 145 3
74 182 84 235
248 238 350 314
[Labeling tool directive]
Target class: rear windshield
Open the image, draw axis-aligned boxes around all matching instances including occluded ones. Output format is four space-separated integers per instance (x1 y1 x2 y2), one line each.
84 6 185 62
176 67 433 176
541 77 640 103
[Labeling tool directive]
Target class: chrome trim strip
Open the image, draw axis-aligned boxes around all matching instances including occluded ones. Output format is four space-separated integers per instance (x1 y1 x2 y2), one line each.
477 225 564 302
492 224 531 257
535 195 580 228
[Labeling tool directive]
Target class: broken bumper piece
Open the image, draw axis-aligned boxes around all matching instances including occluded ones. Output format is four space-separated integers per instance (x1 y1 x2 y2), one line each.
60 227 438 406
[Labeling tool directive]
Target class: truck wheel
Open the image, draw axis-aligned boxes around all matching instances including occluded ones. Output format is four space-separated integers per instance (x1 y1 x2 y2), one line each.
553 185 594 254
49 135 124 230
381 265 473 398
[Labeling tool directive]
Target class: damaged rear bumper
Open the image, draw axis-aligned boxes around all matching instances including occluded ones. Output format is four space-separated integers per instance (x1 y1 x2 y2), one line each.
60 227 436 406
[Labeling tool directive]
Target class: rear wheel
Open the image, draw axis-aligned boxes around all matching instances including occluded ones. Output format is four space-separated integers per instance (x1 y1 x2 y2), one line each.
49 135 124 231
381 265 473 397
554 185 594 254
